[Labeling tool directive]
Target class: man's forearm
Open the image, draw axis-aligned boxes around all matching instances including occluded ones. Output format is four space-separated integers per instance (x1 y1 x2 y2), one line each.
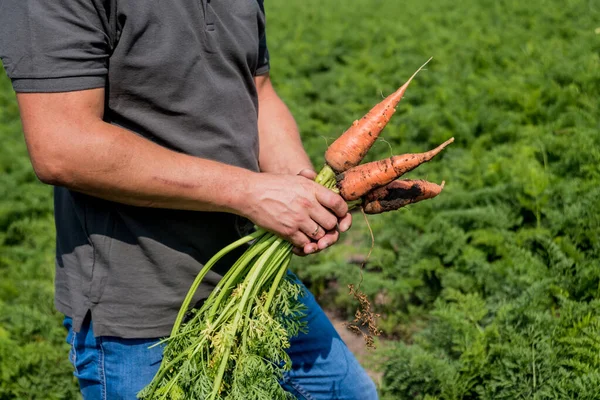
52 121 257 213
18 92 255 215
75 125 258 213
256 77 314 175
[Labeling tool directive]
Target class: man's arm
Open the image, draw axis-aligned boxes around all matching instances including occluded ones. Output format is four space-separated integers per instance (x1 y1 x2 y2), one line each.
255 74 352 254
16 88 348 253
255 74 314 175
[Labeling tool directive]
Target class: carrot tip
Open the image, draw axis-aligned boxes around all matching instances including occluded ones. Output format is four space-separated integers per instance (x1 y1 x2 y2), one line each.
437 137 455 151
402 57 434 87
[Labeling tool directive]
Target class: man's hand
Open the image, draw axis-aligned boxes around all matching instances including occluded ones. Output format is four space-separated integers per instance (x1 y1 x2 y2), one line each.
295 169 352 255
241 169 352 256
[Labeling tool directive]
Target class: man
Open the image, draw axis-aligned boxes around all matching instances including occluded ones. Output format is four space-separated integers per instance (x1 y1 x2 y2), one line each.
0 0 378 398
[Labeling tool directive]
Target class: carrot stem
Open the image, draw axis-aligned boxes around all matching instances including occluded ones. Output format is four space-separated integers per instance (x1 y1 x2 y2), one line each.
170 229 265 336
208 238 284 399
206 233 276 322
315 164 338 190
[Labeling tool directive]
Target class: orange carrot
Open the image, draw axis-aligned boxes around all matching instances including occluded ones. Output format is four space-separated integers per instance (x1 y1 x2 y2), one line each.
363 179 445 214
324 58 432 173
337 137 454 201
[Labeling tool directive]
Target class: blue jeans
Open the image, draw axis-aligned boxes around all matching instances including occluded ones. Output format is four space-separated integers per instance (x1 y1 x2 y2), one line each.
64 281 378 399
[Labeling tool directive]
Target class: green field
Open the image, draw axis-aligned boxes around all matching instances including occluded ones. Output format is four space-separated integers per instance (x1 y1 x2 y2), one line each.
1 0 599 398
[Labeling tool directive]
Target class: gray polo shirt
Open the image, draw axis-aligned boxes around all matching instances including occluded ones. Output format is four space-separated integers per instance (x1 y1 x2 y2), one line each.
0 0 270 338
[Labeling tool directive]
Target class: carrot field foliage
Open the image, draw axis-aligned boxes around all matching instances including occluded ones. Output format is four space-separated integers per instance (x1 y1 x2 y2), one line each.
0 0 599 398
267 0 600 398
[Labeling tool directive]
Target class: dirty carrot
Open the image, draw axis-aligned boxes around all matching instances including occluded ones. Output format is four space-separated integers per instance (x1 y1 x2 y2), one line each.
336 137 454 201
363 179 445 214
324 58 432 173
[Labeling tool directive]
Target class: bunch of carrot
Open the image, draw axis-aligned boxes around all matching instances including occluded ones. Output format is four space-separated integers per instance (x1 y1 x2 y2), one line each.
316 58 452 213
140 59 453 400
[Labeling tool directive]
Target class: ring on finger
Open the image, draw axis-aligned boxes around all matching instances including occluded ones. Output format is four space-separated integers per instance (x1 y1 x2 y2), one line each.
311 226 320 237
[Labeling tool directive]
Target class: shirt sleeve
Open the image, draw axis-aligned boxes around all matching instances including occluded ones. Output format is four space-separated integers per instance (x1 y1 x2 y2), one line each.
255 0 270 76
0 0 112 93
